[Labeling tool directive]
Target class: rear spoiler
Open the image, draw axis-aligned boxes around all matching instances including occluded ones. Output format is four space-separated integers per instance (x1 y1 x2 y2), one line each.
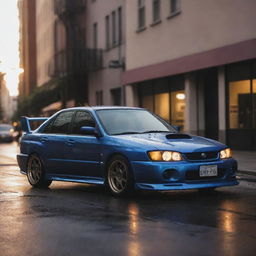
20 116 48 133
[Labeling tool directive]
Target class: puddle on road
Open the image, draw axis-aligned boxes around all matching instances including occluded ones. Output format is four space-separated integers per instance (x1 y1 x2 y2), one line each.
0 191 24 201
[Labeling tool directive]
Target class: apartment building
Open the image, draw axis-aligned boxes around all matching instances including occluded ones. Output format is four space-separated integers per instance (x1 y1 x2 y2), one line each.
86 0 125 106
122 0 256 150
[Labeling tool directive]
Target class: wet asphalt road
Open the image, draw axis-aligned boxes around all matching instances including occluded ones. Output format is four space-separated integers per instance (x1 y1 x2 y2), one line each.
0 142 256 256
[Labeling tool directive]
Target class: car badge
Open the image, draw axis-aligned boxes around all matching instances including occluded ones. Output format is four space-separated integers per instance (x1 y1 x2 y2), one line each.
201 153 207 159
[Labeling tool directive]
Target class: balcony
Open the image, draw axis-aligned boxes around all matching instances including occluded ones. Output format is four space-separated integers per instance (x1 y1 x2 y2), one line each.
54 0 86 17
48 48 103 78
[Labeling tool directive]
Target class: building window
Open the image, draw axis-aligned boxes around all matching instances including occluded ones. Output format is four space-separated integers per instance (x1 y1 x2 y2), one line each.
138 0 146 30
152 0 161 23
93 22 98 49
112 11 116 46
96 90 103 105
117 7 122 45
105 15 110 49
170 0 180 14
111 88 122 106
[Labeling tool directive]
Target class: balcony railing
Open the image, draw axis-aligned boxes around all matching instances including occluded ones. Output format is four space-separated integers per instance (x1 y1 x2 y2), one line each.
48 48 103 78
54 0 86 17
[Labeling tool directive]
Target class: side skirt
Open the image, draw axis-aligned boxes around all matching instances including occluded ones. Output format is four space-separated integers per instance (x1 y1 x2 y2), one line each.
47 174 105 186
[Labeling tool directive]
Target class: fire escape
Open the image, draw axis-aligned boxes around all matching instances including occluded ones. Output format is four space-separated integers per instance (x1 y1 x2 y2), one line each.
50 0 103 107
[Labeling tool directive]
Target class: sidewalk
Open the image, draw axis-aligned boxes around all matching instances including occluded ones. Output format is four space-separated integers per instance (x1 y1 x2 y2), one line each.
233 151 256 176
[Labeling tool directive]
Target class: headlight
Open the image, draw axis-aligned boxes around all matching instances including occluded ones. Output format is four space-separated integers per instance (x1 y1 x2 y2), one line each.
148 151 182 161
220 148 232 159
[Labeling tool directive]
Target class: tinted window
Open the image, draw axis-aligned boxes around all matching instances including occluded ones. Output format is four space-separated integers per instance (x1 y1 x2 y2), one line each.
71 111 95 135
43 120 54 133
51 111 74 134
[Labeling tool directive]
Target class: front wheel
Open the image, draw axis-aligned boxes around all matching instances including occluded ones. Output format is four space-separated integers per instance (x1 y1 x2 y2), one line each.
27 154 52 188
106 155 134 196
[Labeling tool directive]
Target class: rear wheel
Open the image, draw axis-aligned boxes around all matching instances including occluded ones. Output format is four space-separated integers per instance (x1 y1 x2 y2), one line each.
27 154 52 188
106 155 134 196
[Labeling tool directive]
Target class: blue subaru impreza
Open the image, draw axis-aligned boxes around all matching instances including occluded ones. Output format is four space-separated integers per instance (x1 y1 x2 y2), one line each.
17 107 238 195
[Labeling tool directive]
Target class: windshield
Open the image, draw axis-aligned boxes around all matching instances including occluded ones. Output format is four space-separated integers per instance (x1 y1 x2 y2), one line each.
96 109 177 135
0 125 12 132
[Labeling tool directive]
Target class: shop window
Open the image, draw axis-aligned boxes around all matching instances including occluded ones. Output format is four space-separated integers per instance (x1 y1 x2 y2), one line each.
253 79 256 129
171 90 185 128
155 93 169 122
229 80 250 129
139 77 185 129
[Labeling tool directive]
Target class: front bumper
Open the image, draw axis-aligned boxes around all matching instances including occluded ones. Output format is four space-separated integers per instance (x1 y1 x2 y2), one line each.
131 158 238 191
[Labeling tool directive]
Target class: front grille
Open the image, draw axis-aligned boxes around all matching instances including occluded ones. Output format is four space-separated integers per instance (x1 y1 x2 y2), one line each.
184 151 219 161
185 168 226 181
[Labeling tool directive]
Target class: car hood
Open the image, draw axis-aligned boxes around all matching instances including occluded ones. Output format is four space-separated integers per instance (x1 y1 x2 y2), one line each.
114 133 226 153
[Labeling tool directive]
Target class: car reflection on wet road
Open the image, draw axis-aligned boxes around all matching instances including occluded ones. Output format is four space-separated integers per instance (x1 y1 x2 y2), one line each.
0 142 256 256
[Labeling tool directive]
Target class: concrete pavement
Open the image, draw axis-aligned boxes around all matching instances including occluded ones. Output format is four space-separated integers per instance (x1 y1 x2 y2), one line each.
233 151 256 176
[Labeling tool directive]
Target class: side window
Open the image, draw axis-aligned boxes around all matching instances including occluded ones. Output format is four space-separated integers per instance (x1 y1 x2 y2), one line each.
43 119 54 133
51 111 74 134
72 111 95 135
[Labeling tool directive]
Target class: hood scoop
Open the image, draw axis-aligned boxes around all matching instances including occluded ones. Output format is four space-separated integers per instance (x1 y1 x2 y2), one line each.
166 133 192 140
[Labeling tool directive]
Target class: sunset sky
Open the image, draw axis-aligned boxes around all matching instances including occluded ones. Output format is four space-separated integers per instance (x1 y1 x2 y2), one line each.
0 0 20 96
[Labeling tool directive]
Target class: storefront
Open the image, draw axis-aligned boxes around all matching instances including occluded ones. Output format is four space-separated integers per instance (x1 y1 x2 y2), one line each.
134 60 256 151
227 60 256 150
137 75 185 131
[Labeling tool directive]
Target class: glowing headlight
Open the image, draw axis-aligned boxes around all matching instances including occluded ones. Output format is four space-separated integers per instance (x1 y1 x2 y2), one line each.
148 151 182 161
220 148 232 159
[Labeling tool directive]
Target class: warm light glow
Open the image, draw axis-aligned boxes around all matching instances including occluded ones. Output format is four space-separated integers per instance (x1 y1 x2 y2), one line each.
0 0 20 96
176 93 186 100
128 203 141 256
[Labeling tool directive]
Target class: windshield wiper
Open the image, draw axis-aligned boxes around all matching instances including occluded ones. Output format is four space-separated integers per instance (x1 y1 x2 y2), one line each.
141 130 171 133
112 132 141 135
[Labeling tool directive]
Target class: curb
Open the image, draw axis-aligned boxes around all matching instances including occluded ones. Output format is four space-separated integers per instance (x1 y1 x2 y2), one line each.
237 170 256 177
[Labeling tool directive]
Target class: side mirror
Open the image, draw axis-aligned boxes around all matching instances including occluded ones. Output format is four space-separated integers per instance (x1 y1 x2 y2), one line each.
80 126 99 136
173 125 181 132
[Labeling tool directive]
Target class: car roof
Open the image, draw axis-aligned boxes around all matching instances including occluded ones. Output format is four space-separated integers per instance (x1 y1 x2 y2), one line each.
61 106 144 111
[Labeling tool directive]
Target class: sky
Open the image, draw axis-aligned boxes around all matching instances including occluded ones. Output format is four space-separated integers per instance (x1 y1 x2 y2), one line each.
0 0 20 96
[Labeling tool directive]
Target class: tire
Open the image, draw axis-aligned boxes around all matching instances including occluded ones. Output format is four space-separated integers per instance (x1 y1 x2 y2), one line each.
26 154 52 188
106 155 135 196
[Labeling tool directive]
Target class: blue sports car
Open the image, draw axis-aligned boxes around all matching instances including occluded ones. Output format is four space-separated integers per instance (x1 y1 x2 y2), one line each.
17 107 238 196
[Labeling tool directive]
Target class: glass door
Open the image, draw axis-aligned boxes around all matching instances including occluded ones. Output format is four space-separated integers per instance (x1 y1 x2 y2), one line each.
227 61 256 150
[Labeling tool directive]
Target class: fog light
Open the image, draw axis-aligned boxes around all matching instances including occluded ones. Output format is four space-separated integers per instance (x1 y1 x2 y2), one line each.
163 169 178 180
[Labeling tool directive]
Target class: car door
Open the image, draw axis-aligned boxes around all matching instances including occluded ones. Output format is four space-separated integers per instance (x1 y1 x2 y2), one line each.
41 110 75 175
66 110 103 178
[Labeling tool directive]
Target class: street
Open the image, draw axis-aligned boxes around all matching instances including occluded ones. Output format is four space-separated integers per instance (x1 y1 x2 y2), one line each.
0 142 256 256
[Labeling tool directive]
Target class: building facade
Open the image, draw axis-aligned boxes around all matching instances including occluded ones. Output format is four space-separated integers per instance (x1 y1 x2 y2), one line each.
122 0 256 150
18 0 37 97
18 0 256 150
86 0 125 106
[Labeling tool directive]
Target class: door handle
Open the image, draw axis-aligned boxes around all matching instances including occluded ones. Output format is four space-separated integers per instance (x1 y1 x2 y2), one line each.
40 137 48 142
66 139 75 146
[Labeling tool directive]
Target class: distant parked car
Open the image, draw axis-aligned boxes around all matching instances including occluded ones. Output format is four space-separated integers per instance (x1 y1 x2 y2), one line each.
0 124 14 142
17 107 238 196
